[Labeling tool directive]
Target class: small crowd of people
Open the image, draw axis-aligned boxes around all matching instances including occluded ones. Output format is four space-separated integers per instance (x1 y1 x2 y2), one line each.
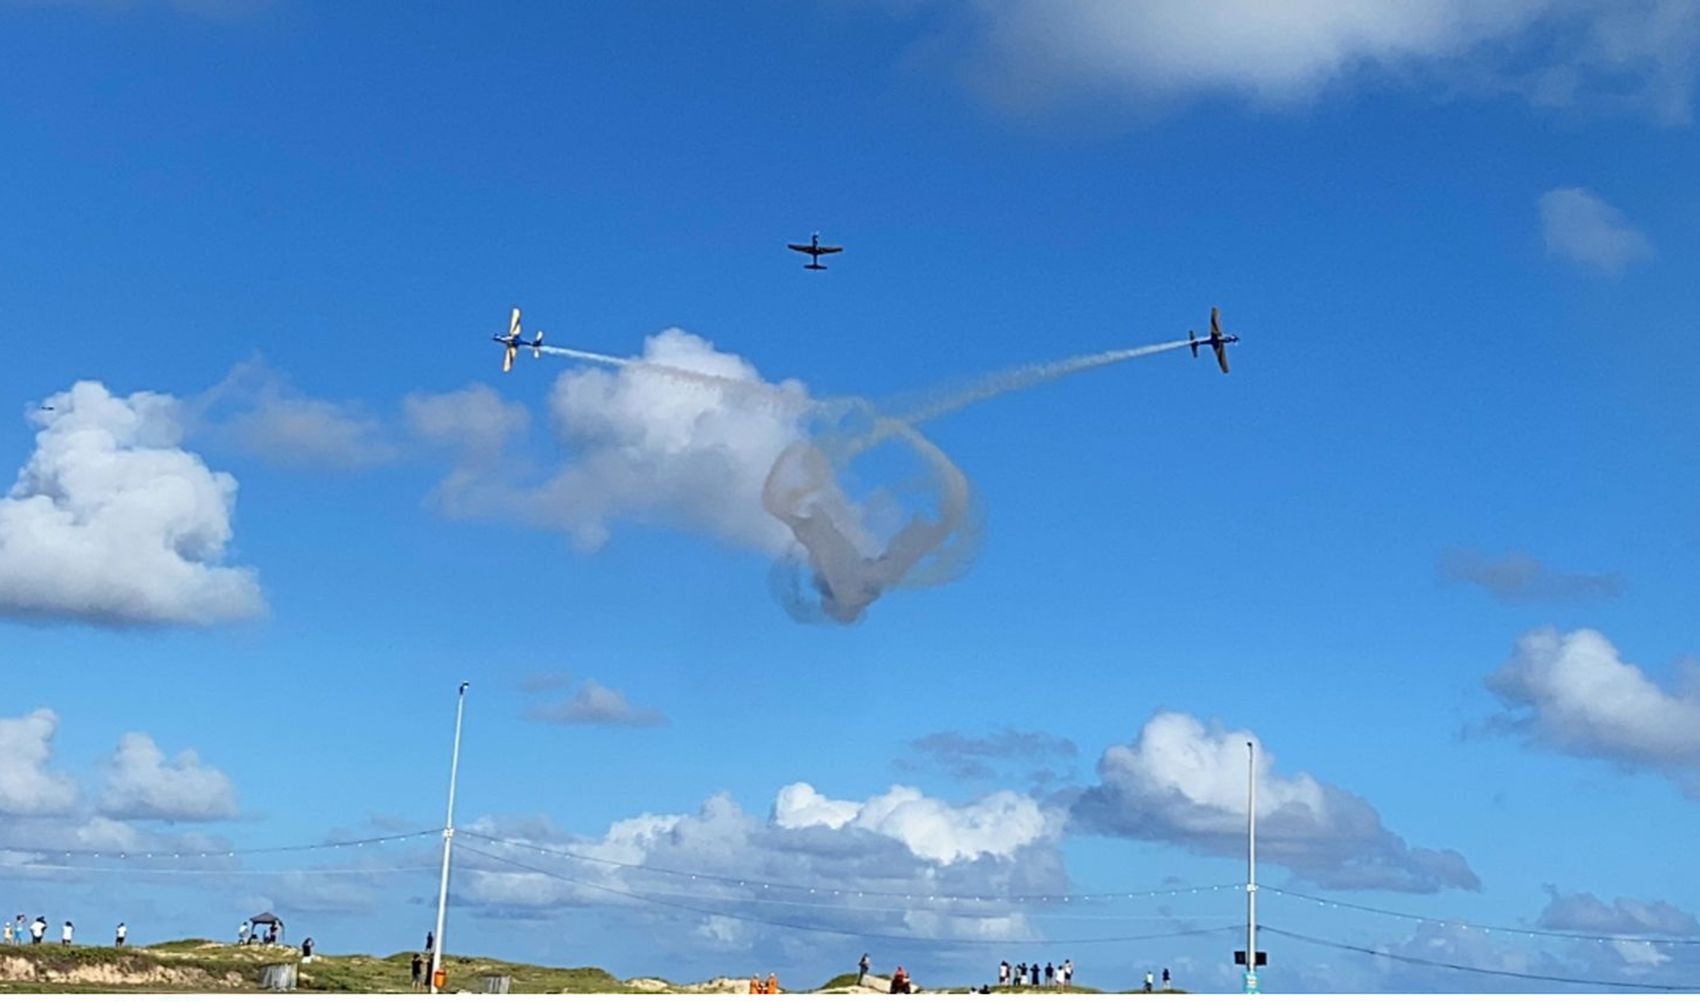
746 971 781 993
0 915 131 948
997 958 1073 988
1140 968 1173 992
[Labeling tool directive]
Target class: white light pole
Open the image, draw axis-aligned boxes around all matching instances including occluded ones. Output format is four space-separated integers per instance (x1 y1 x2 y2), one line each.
430 681 469 995
1244 740 1259 995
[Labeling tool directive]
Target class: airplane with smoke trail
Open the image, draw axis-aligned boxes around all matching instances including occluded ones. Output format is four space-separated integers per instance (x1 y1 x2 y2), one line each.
1189 306 1238 374
493 306 545 373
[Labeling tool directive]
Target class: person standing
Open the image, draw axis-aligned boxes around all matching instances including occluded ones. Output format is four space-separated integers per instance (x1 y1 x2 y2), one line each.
1044 962 1055 986
1015 962 1026 985
2 920 12 945
301 937 315 965
1063 960 1073 987
238 920 250 945
411 954 424 991
998 960 1010 986
765 972 778 995
1143 970 1154 992
60 920 73 946
859 953 870 985
1030 961 1040 987
115 922 127 947
425 931 434 954
1160 968 1170 991
29 917 45 945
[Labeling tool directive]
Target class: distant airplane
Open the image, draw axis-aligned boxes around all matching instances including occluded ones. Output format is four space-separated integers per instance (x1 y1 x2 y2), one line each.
786 232 843 270
492 306 544 373
1189 306 1239 374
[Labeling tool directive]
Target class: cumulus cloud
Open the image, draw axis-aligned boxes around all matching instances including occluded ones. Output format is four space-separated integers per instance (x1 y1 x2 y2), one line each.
1440 549 1621 603
931 1 1700 120
0 710 78 816
773 782 1053 865
199 360 397 471
1485 627 1700 793
403 383 530 461
99 732 238 821
901 728 1078 784
523 680 667 728
0 381 264 626
1539 887 1700 938
1539 187 1655 274
1071 712 1478 892
458 782 1067 952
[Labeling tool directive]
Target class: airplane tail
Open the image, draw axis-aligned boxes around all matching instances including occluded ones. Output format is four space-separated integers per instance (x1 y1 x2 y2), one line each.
1189 331 1200 357
532 330 545 359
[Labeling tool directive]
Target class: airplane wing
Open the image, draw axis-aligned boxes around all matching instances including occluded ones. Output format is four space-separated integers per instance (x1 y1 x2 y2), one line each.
786 243 813 253
1210 306 1222 338
1213 343 1230 374
510 307 522 338
816 245 843 254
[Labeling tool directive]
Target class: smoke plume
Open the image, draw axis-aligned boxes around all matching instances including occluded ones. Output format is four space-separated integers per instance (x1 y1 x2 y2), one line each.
500 328 1196 623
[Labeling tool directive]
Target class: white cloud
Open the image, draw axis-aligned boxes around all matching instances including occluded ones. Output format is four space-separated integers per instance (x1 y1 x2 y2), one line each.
0 710 77 816
523 680 667 728
99 732 238 821
1485 627 1700 791
403 383 530 460
199 360 397 471
773 782 1052 865
458 783 1066 950
934 1 1699 120
0 382 263 626
427 330 810 553
1539 187 1655 274
1071 712 1478 892
1539 888 1700 941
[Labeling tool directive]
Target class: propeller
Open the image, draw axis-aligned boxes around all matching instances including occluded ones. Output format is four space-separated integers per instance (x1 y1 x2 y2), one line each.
503 345 516 373
509 307 522 339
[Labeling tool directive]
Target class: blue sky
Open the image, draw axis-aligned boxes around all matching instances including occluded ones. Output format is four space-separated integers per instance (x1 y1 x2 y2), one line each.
2 0 1699 992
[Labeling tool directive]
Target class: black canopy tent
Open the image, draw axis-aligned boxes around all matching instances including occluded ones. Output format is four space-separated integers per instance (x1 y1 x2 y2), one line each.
247 912 285 943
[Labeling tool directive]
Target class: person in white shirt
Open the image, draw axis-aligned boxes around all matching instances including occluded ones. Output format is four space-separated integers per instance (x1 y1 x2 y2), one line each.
116 922 128 947
29 917 45 944
60 920 73 946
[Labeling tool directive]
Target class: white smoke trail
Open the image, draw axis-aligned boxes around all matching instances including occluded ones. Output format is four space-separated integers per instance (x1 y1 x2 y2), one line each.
535 344 804 406
886 338 1197 427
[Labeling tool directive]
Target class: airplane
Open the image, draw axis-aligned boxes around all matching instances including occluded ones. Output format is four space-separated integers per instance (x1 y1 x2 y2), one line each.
492 306 544 373
1189 306 1239 374
786 232 843 270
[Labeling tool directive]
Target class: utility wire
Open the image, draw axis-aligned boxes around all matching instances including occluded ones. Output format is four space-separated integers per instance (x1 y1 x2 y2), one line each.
1260 925 1700 992
1267 886 1700 947
2 861 440 877
457 842 1240 947
459 831 1230 905
0 830 438 860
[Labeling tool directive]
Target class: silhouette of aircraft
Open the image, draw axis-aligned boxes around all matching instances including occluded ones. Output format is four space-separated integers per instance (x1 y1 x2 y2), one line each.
786 232 843 270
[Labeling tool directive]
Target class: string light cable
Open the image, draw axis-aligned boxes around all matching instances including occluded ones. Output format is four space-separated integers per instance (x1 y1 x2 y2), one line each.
458 830 1236 906
0 830 438 862
1260 925 1700 993
1266 885 1700 947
